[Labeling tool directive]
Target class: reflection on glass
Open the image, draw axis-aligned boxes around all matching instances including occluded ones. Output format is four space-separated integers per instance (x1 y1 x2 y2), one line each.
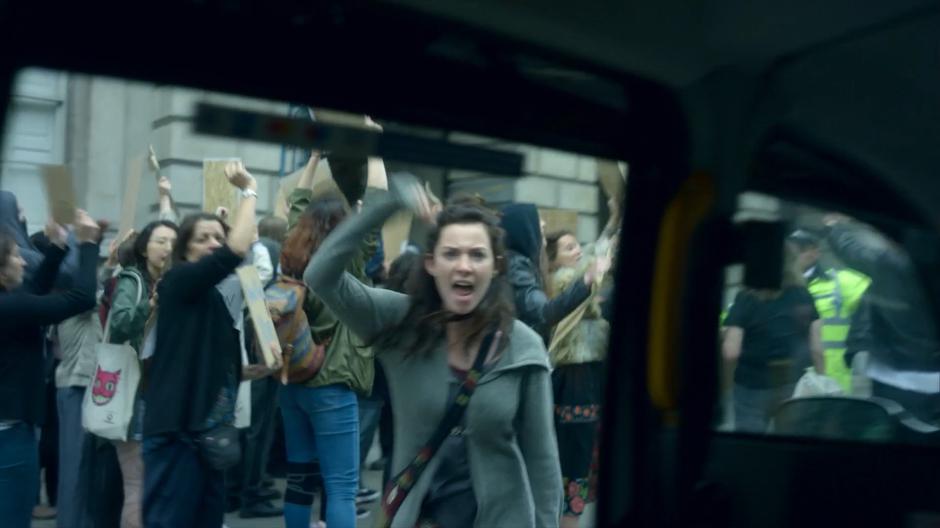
719 197 940 444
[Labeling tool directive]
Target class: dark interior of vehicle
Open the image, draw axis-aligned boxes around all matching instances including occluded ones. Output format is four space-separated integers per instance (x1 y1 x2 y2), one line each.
2 1 939 526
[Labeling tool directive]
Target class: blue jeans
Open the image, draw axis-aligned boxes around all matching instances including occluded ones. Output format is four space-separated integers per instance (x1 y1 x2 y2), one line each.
0 423 39 528
57 386 90 528
280 384 359 528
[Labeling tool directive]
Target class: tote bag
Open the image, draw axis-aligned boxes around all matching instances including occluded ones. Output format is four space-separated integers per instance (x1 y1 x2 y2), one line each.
82 273 143 441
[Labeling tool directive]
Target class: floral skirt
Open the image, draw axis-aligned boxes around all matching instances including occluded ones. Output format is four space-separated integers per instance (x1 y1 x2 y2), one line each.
552 361 604 517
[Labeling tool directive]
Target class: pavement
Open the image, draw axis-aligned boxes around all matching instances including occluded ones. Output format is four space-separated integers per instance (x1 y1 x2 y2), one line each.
32 468 385 528
31 465 597 527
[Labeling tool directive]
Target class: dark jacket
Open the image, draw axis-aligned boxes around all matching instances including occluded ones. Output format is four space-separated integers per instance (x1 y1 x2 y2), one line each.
827 224 940 371
500 203 590 343
844 291 873 368
0 191 42 281
143 245 244 436
0 242 98 424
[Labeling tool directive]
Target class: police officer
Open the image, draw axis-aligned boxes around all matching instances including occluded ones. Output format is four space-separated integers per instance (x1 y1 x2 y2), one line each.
788 229 870 390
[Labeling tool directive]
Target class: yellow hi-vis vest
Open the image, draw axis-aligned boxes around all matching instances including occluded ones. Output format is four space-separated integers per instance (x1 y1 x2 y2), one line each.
807 269 870 391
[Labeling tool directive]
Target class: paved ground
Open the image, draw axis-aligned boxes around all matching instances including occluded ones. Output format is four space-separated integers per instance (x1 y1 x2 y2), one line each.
32 466 597 527
33 468 384 528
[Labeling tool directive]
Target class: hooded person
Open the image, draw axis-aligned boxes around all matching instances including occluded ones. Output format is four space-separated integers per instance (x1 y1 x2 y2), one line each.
0 191 42 283
499 203 594 344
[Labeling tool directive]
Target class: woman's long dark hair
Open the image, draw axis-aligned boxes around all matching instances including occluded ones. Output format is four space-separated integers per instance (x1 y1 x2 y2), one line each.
172 213 229 264
280 194 347 278
133 220 179 280
372 203 515 357
385 250 421 293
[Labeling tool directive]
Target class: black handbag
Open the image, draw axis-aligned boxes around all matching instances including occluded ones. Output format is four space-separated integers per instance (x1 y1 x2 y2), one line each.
195 424 241 471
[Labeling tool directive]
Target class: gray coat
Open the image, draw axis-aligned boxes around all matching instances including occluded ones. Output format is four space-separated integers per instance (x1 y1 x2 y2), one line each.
305 189 562 527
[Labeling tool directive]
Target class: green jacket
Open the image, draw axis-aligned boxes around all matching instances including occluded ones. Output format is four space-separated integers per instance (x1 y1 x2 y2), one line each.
288 187 379 395
107 266 151 352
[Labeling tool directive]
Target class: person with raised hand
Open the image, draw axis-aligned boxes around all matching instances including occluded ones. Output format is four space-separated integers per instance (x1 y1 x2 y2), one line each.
103 218 178 528
0 210 100 528
141 160 273 528
305 173 562 528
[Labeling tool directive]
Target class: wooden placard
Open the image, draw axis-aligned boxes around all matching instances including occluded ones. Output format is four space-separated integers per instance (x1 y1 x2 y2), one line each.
313 107 369 129
597 159 626 202
41 165 76 225
203 159 240 214
236 266 281 368
117 154 145 239
273 159 334 221
538 207 579 236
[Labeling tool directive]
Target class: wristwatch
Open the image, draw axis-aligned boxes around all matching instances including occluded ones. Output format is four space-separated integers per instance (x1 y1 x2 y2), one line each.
241 188 258 199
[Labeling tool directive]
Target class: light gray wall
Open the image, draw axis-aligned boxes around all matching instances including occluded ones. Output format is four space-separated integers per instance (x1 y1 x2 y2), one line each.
445 132 604 243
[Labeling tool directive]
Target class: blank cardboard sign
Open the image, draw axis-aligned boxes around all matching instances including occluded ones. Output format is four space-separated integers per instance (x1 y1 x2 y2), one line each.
41 165 76 225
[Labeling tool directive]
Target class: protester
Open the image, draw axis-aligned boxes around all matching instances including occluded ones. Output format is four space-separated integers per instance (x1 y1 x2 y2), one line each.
306 174 562 527
545 229 612 527
141 161 270 527
226 232 283 519
0 190 42 281
278 146 378 528
823 214 940 424
0 209 100 527
722 243 824 433
52 275 105 525
500 203 603 344
258 215 288 281
105 219 178 527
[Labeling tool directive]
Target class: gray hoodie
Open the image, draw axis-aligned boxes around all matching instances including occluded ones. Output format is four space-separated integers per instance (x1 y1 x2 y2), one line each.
305 188 562 527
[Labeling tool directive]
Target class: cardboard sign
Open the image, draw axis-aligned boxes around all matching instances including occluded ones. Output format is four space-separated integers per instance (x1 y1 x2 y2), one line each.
203 159 240 215
41 165 76 225
236 266 282 369
274 159 334 221
597 159 626 202
117 154 145 240
538 207 579 236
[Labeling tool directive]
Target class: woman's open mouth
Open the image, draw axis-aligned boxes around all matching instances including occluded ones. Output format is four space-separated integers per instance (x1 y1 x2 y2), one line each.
453 280 475 299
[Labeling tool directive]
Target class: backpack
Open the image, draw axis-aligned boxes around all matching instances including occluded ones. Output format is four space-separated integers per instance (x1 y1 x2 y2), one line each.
264 275 326 384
